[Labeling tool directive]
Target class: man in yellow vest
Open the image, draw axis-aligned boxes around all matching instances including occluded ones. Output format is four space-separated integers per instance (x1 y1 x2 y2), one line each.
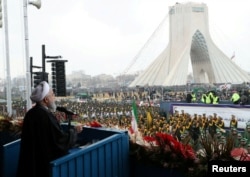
191 92 196 103
231 90 240 104
205 92 212 104
212 92 219 104
201 93 206 103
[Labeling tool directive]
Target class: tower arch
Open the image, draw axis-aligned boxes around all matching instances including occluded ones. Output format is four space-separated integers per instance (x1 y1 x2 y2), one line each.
191 30 215 83
129 2 249 87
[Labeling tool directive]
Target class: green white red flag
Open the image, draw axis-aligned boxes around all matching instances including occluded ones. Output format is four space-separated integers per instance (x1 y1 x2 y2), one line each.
131 100 138 134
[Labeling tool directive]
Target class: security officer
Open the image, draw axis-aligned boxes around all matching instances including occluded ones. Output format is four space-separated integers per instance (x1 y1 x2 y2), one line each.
201 93 206 103
212 92 219 104
191 92 196 103
231 90 240 104
205 92 212 104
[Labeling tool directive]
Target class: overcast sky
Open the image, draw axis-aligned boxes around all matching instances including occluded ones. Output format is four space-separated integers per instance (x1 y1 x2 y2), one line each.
0 0 250 79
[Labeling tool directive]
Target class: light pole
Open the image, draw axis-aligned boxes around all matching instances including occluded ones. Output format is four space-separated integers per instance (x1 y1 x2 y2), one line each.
1 0 12 115
23 0 41 110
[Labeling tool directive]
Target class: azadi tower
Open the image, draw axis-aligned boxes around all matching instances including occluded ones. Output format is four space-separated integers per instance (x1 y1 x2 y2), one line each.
129 2 250 87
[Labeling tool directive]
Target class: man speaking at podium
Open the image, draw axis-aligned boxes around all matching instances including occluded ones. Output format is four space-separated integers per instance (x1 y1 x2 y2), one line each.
16 81 82 177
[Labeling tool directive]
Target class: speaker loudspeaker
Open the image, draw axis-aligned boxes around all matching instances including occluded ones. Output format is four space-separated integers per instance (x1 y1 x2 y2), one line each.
29 0 41 9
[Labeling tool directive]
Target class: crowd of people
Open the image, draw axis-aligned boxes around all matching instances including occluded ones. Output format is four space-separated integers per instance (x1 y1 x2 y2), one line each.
50 98 250 152
2 89 250 148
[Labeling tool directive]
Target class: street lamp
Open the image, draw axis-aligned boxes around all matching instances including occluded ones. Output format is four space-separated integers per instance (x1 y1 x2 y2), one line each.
23 0 41 110
1 0 12 115
0 0 2 28
29 0 41 9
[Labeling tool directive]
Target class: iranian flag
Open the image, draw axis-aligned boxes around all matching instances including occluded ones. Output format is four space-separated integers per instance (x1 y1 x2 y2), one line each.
131 100 139 134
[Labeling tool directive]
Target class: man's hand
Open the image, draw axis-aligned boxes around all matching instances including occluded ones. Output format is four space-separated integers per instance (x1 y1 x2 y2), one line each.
74 124 83 133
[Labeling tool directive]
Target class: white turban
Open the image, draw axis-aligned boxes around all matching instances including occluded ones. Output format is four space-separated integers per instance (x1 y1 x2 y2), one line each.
30 81 50 102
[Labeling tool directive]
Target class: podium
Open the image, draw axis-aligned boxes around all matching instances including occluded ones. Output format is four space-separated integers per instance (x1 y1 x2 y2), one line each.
1 127 129 177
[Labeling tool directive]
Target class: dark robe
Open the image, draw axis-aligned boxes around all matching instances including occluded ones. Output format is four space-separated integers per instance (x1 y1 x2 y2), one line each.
16 104 77 177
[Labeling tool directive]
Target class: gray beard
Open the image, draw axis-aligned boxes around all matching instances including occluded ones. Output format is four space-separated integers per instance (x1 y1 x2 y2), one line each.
48 101 57 112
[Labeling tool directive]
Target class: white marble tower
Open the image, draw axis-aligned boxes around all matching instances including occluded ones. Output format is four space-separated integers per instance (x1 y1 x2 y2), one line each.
130 2 249 86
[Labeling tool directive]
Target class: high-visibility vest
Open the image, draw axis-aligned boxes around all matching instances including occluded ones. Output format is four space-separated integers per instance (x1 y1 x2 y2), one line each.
201 94 206 103
191 93 196 102
231 93 240 103
213 96 219 104
205 94 211 104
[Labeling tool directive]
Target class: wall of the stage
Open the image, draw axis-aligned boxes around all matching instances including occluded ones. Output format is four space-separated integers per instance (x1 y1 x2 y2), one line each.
1 127 129 177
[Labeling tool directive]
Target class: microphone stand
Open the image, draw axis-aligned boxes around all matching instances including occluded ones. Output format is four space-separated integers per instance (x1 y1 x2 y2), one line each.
67 114 72 130
56 107 76 131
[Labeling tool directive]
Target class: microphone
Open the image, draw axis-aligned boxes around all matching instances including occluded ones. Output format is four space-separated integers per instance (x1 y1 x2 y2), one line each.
56 107 76 115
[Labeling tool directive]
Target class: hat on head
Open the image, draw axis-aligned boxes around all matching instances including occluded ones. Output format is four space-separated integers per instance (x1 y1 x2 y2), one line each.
30 81 50 102
219 140 226 144
216 132 221 136
240 138 247 142
220 136 226 140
